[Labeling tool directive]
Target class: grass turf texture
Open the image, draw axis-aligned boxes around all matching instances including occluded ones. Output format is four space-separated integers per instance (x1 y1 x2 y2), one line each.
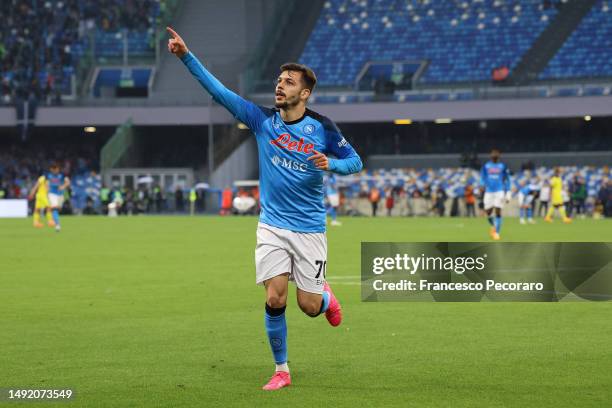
1 216 611 407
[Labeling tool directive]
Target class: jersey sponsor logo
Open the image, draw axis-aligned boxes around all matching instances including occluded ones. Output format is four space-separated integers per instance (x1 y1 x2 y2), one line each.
270 133 315 154
271 155 307 172
337 137 348 148
303 124 315 135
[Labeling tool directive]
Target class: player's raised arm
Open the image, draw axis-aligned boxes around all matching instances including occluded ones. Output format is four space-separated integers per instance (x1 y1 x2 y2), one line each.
166 27 263 132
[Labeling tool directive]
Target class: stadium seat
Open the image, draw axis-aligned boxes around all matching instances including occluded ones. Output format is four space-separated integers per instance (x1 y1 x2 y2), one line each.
541 1 612 79
301 0 558 86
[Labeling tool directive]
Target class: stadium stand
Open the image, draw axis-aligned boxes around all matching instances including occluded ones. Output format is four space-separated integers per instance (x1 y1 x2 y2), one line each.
300 0 559 86
333 166 611 217
540 0 612 79
0 0 165 106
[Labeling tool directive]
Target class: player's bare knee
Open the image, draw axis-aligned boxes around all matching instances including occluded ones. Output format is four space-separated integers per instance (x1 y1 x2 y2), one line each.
266 293 287 308
297 300 320 317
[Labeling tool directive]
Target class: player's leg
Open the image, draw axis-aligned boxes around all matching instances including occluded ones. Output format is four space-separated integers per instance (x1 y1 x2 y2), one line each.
527 205 534 223
261 274 292 391
296 289 327 317
49 194 61 229
545 203 555 222
45 207 53 226
290 230 342 326
255 224 293 390
558 203 572 223
484 193 496 238
493 207 502 240
264 275 289 368
33 206 43 227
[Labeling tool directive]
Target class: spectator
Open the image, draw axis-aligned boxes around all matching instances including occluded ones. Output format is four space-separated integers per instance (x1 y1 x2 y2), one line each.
175 187 185 212
369 186 380 217
464 184 476 217
385 188 394 216
433 186 447 217
570 176 587 218
598 179 612 218
539 181 550 217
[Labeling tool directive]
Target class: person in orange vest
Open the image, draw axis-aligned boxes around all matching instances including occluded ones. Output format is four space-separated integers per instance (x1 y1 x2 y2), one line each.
369 186 381 217
465 184 476 217
221 187 233 215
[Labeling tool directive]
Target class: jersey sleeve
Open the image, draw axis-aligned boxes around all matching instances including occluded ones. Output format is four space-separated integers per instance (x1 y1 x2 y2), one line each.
180 51 267 133
322 117 362 175
503 165 511 192
479 165 488 188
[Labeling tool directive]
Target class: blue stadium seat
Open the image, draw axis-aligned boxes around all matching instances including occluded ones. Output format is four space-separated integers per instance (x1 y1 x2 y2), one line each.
541 1 612 79
301 0 558 86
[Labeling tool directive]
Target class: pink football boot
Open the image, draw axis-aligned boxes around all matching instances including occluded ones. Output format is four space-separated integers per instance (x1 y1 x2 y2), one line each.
323 282 343 327
262 371 291 391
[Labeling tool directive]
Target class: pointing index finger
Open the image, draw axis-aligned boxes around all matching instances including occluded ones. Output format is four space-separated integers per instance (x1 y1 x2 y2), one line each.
166 26 180 39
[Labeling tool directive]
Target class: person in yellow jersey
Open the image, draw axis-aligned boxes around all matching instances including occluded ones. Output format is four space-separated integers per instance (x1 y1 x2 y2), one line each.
545 167 572 223
28 174 54 228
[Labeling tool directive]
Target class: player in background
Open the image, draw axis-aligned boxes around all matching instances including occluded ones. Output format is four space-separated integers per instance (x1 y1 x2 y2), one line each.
167 27 362 390
545 168 572 223
517 180 535 224
325 174 341 226
28 174 52 228
47 163 70 232
480 149 511 240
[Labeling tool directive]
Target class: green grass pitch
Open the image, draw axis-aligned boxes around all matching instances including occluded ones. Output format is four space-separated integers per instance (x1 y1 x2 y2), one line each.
1 216 611 407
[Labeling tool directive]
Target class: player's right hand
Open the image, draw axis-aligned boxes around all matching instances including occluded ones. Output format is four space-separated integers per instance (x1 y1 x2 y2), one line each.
166 26 188 58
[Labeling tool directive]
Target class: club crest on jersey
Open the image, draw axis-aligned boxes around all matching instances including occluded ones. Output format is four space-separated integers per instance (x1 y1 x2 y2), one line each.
303 124 315 135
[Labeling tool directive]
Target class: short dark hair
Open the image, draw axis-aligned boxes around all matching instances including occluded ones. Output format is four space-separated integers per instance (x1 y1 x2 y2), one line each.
279 63 317 92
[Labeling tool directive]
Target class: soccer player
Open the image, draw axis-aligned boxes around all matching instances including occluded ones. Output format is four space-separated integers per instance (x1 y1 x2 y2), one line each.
517 180 535 224
545 167 572 223
28 174 52 228
325 174 342 226
47 163 70 232
480 149 511 240
167 27 362 390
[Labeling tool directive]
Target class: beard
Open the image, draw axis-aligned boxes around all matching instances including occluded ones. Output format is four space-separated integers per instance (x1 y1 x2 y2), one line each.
275 95 299 109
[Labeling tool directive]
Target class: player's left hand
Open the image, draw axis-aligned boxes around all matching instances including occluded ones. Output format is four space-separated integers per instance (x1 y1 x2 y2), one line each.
307 150 329 170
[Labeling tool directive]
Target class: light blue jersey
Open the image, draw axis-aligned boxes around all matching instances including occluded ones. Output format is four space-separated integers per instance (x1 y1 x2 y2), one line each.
181 52 362 232
519 184 532 196
325 175 338 197
480 161 511 193
47 172 65 195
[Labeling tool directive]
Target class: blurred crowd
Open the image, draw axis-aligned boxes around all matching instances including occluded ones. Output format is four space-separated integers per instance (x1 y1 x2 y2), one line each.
0 143 98 209
2 154 611 218
0 0 162 106
332 166 612 218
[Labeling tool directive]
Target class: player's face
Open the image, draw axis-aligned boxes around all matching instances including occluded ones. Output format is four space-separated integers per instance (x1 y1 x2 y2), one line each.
50 166 59 174
490 150 500 162
275 71 309 109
